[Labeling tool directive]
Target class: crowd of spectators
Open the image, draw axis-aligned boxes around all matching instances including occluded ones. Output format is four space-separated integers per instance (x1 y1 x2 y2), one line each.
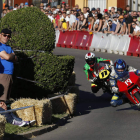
40 3 140 36
2 1 140 36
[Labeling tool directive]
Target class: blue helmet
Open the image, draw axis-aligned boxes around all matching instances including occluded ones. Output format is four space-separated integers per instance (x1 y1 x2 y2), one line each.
114 59 128 78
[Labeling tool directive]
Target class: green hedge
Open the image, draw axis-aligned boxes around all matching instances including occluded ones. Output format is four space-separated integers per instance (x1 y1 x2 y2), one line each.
0 7 55 52
11 51 75 99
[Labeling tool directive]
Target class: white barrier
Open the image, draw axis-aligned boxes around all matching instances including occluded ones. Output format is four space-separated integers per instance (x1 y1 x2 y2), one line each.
107 35 130 55
90 32 101 51
115 35 130 55
97 33 112 52
55 30 60 46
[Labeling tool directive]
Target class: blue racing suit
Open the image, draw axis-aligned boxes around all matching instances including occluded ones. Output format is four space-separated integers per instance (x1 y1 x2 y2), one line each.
109 65 140 107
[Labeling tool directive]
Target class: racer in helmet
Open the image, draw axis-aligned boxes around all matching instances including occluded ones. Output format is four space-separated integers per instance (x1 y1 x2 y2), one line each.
84 52 114 93
109 59 140 107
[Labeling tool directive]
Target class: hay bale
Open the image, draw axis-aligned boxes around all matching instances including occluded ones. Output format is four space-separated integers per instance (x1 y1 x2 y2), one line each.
68 71 76 86
69 86 80 103
51 93 77 115
11 98 52 126
0 115 6 140
34 99 52 125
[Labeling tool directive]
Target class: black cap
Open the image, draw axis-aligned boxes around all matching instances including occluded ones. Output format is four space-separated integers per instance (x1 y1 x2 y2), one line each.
1 29 12 35
89 12 93 17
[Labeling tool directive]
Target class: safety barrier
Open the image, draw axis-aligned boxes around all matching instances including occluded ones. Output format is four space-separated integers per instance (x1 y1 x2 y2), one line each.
90 33 112 52
108 34 130 55
56 30 93 50
55 30 140 57
55 30 60 46
127 36 140 57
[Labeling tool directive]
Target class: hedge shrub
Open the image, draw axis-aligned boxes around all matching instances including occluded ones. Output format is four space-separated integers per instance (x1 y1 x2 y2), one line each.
11 51 75 99
0 7 55 52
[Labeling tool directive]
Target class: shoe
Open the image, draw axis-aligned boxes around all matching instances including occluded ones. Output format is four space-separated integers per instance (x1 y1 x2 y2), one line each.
12 119 26 127
24 120 36 126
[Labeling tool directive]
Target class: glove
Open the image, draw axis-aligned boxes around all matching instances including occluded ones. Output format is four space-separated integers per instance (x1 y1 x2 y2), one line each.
90 77 98 83
112 87 119 93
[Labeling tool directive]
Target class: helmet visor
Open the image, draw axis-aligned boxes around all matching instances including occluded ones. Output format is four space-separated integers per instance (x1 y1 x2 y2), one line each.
87 58 96 66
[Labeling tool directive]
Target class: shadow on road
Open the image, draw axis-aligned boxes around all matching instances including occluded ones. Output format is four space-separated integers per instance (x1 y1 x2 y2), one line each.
74 89 112 117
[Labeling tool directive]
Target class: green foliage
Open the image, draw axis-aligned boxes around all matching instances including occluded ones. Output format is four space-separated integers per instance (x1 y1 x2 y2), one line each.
0 7 55 52
12 51 75 99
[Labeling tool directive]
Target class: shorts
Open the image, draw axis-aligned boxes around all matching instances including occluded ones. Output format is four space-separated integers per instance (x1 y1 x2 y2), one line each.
0 74 13 101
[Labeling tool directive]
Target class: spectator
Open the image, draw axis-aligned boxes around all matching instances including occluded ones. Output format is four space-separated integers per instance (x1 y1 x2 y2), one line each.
55 11 60 28
58 11 62 29
20 3 24 8
0 29 18 102
75 13 80 30
69 11 76 31
50 0 58 8
79 13 87 30
87 7 90 13
30 3 34 7
103 9 108 16
113 14 119 25
93 13 103 32
124 11 133 34
3 1 6 10
66 4 70 10
61 1 66 11
56 5 61 11
40 3 45 13
117 8 122 15
75 4 80 11
91 7 96 17
133 11 138 17
24 2 29 8
111 7 116 18
102 14 109 33
87 12 95 31
5 5 9 10
0 101 35 127
97 8 102 15
60 11 69 31
52 11 57 28
45 10 49 16
48 11 53 21
104 19 117 34
117 15 126 34
1 9 7 18
83 7 89 18
132 21 140 36
13 4 18 10
126 5 131 13
8 6 13 12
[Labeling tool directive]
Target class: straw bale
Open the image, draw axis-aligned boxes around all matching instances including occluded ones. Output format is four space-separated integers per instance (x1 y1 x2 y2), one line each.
51 93 77 115
69 86 80 103
34 99 52 126
0 115 6 140
11 98 52 126
68 71 76 86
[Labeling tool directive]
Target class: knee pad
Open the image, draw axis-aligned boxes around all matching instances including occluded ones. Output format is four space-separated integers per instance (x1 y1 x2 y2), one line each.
110 99 123 107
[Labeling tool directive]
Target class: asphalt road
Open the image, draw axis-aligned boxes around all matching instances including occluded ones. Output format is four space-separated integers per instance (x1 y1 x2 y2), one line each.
33 48 140 140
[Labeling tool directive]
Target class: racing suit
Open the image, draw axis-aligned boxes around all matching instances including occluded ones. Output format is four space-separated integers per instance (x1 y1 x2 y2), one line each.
84 57 114 93
109 65 140 107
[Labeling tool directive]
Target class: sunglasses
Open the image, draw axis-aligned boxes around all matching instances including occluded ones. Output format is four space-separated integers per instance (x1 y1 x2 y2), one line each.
2 34 11 38
132 24 135 25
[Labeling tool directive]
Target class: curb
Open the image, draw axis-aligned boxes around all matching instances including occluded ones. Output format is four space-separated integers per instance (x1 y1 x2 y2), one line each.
11 114 70 139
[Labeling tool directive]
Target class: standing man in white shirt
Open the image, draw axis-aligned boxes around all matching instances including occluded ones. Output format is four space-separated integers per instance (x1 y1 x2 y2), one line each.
83 7 89 18
132 21 140 36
